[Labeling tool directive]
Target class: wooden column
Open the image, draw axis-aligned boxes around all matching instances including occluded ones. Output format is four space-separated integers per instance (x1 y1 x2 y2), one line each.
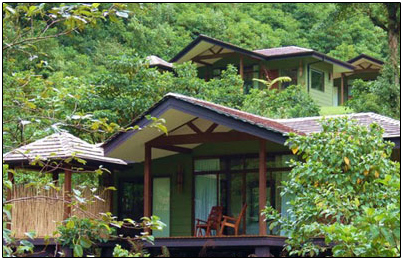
240 55 244 94
6 169 15 230
7 170 14 202
341 73 345 105
259 139 267 235
63 168 72 220
144 144 152 218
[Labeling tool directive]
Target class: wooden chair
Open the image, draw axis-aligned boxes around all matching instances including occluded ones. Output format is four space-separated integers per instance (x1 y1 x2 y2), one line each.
219 203 247 236
194 206 223 237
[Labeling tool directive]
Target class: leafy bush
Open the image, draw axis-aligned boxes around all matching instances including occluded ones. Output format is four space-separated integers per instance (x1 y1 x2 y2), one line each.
264 117 400 257
346 63 400 119
242 85 320 118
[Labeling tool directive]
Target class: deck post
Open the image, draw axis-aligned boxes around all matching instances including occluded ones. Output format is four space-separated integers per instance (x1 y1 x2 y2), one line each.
63 168 72 220
259 139 267 235
341 73 345 105
144 144 152 218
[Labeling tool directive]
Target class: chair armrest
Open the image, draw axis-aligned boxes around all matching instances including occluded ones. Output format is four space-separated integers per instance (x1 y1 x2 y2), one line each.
222 215 236 221
195 219 207 224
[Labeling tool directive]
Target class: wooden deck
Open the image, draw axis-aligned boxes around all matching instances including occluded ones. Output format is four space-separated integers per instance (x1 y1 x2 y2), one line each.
145 234 288 248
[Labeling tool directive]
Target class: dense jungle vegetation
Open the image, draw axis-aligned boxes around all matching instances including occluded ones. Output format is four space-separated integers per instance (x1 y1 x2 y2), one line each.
2 3 400 257
3 3 400 151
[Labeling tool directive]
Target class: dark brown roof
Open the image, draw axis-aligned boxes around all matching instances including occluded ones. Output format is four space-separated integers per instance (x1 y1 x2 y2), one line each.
167 93 299 135
103 93 400 149
3 132 127 165
274 113 400 138
254 46 313 57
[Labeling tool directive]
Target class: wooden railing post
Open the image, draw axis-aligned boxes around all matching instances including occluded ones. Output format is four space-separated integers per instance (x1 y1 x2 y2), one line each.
259 139 267 235
63 168 72 220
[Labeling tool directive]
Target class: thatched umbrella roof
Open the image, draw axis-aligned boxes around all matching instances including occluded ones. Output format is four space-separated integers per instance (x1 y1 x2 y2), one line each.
3 132 128 168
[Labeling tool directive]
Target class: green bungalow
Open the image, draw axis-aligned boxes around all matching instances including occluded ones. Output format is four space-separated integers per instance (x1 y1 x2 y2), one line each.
151 35 384 107
4 93 400 256
101 93 400 256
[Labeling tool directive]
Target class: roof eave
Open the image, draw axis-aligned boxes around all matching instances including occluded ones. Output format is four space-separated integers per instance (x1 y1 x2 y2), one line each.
170 34 266 63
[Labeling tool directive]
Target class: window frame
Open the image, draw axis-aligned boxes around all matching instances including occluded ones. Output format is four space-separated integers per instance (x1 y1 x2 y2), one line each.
310 68 325 92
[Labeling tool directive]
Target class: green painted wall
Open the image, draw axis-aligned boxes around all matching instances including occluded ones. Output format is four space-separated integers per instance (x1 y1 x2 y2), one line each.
308 61 334 106
195 56 340 106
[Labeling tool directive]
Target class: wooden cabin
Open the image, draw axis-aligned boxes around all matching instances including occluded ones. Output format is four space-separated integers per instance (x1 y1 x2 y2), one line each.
153 35 384 107
101 93 400 256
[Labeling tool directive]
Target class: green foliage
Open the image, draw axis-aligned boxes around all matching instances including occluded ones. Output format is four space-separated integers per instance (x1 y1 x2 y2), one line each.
346 62 400 119
56 216 113 257
242 85 320 118
264 117 400 257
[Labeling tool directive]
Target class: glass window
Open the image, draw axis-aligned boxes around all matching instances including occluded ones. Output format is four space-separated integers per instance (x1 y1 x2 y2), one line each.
194 159 220 172
281 68 298 88
311 69 325 91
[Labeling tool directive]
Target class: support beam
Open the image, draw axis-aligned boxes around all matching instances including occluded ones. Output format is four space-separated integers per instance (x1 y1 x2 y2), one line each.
154 145 192 154
144 145 152 219
148 131 258 147
240 55 244 80
187 121 203 134
259 139 267 235
192 59 212 67
341 73 345 105
63 168 72 220
205 123 218 133
193 52 235 60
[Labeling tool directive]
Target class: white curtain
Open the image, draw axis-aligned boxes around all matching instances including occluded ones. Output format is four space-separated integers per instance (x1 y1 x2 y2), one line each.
195 174 217 224
194 159 220 223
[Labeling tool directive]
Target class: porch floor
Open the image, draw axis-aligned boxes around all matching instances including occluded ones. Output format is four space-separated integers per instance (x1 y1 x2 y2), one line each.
146 234 287 248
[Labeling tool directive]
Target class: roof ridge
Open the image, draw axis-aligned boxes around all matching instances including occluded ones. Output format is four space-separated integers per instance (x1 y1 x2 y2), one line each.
254 46 312 51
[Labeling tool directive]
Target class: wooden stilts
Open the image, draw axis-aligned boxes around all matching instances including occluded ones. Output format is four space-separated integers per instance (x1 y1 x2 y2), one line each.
259 139 267 235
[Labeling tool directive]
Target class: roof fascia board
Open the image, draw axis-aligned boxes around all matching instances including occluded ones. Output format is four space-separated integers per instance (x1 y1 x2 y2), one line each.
170 35 266 63
104 98 287 155
104 98 176 155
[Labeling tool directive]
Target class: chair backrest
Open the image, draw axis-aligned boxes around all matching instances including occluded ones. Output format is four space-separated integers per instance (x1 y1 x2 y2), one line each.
235 203 248 227
207 206 223 229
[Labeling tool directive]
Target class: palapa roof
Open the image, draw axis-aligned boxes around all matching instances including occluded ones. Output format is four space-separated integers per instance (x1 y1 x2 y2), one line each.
3 132 127 166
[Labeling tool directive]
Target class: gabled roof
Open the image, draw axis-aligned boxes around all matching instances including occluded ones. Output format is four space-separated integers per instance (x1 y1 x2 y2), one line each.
169 35 355 71
274 113 400 138
3 132 127 166
347 54 384 65
170 34 268 63
146 55 173 70
103 93 400 159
